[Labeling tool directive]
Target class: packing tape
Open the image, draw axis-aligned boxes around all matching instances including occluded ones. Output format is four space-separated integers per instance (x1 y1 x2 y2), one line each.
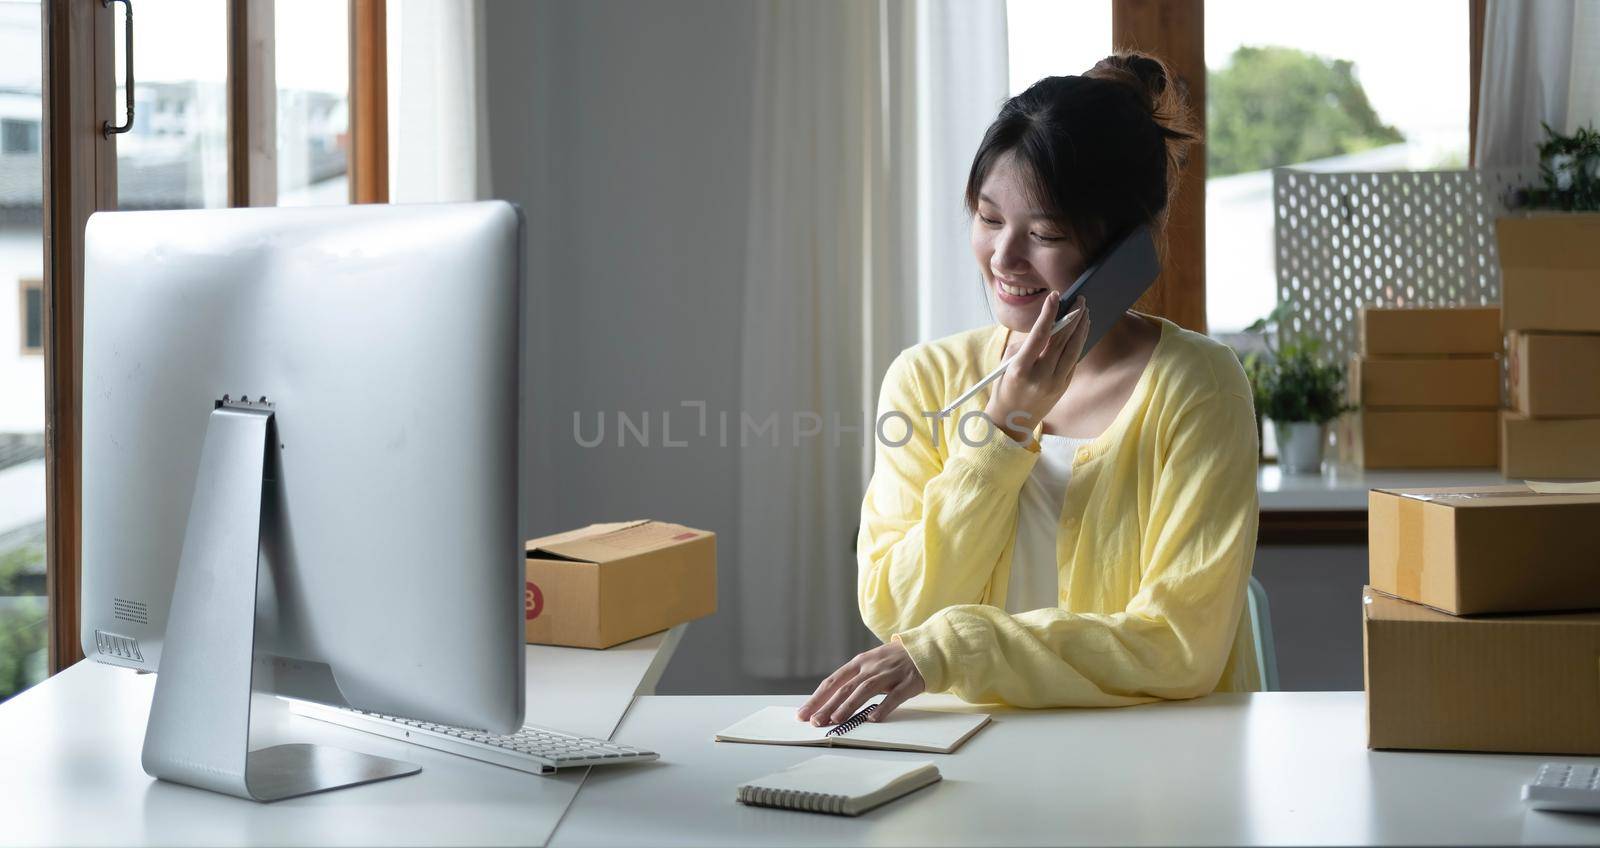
1401 489 1532 502
1397 498 1424 600
1400 482 1598 502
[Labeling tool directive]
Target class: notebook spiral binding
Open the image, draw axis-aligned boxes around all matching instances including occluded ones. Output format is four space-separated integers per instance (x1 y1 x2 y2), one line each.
825 704 877 737
737 785 847 815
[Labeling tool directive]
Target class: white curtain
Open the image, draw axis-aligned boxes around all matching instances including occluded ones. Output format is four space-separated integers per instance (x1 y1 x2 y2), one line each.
737 0 1008 678
1476 0 1600 168
386 0 488 202
916 2 1010 341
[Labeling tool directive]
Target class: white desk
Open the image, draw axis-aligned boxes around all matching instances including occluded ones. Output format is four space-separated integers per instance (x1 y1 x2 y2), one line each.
551 693 1600 847
1258 464 1516 512
0 626 683 848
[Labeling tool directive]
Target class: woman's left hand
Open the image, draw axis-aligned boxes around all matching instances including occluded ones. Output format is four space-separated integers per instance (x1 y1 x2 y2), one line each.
797 641 926 726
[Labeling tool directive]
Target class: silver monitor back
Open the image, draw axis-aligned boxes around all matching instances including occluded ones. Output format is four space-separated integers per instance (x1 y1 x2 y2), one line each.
81 201 524 735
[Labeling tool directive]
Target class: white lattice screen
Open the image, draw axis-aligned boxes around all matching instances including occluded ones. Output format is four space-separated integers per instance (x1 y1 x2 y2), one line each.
1271 167 1538 364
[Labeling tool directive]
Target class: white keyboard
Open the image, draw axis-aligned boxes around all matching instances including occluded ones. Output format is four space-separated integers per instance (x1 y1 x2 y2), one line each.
1523 763 1600 813
289 700 659 776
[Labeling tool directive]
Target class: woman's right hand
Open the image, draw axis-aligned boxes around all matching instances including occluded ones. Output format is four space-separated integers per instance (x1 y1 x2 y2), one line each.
982 292 1090 444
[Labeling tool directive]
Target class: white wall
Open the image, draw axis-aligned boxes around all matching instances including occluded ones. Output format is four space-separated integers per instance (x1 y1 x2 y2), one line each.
482 0 811 694
0 225 44 434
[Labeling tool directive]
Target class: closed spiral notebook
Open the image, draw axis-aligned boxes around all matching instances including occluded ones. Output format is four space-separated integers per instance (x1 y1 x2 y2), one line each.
735 755 941 816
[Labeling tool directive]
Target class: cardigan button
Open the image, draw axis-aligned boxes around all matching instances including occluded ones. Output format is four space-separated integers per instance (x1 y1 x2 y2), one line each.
1074 447 1092 463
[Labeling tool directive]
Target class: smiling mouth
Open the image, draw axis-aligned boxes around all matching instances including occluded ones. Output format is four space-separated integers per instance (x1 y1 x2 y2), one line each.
997 279 1047 297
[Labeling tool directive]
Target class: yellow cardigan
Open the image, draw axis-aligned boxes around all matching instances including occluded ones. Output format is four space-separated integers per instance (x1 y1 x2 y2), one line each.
857 316 1261 708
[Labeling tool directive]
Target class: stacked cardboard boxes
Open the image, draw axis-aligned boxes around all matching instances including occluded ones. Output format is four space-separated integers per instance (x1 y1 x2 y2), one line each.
1365 485 1600 754
1500 216 1600 478
1343 307 1501 468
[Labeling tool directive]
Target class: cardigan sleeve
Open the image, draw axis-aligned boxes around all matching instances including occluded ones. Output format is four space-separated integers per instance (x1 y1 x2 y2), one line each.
893 388 1260 707
856 350 1040 642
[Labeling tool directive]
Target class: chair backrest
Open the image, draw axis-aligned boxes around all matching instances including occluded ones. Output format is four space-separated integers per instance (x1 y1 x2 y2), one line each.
1246 575 1280 692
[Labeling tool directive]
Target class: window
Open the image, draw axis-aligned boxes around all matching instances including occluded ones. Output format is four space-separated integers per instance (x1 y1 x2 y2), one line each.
1205 0 1470 334
0 0 46 704
114 0 229 209
1005 0 1111 96
18 278 40 355
276 0 351 206
34 0 387 683
0 118 39 154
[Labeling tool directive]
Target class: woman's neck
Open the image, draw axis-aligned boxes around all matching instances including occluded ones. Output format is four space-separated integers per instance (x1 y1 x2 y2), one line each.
1077 311 1159 375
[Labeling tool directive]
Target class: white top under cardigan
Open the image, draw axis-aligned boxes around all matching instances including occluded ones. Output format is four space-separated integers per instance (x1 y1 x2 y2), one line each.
1006 433 1095 613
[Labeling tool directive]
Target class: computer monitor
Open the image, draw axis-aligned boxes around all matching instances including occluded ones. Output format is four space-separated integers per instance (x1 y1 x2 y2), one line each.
80 201 525 801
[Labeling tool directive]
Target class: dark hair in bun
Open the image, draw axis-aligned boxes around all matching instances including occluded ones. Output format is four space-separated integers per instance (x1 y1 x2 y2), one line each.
963 50 1199 261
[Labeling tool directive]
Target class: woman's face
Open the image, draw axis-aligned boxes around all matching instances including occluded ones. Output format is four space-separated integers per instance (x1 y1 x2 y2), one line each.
970 152 1088 333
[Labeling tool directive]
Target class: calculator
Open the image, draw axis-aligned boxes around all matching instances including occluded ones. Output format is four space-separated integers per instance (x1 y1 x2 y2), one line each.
1523 763 1600 813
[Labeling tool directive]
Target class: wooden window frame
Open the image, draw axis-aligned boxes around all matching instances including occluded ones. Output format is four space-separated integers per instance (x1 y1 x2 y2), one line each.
228 0 277 207
1111 0 1206 334
350 0 388 204
43 0 389 675
42 0 116 673
19 278 44 356
1469 0 1486 166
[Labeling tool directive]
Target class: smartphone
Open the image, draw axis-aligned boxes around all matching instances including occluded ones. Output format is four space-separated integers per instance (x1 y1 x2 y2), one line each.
1052 223 1161 359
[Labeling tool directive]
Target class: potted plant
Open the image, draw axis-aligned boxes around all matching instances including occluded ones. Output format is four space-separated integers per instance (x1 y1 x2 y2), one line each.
1499 124 1600 333
1241 306 1352 474
1511 122 1600 211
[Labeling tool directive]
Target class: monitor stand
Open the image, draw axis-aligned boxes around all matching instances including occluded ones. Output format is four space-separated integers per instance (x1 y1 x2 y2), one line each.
140 397 420 802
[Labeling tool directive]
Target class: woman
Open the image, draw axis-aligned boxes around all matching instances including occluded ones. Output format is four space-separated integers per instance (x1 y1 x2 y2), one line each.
799 52 1260 726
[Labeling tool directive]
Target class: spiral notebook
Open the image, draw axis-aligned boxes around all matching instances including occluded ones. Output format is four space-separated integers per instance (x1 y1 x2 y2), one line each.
714 704 989 754
736 755 941 816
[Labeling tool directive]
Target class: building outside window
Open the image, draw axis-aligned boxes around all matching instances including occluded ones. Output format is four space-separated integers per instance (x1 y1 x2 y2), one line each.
276 0 351 206
0 117 38 155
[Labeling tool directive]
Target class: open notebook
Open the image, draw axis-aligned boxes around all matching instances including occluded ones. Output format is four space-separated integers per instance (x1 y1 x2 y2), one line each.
715 704 989 754
736 755 941 816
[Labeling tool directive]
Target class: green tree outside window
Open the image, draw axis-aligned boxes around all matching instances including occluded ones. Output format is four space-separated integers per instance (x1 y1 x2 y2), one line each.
0 541 48 703
1209 46 1405 177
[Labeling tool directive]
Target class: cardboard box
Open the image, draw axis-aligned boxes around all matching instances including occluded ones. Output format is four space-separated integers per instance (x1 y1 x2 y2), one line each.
1501 411 1600 479
1349 355 1500 409
1364 587 1600 755
1359 306 1503 356
1339 410 1498 469
1498 215 1600 334
1509 331 1600 417
524 520 716 649
1368 485 1600 615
